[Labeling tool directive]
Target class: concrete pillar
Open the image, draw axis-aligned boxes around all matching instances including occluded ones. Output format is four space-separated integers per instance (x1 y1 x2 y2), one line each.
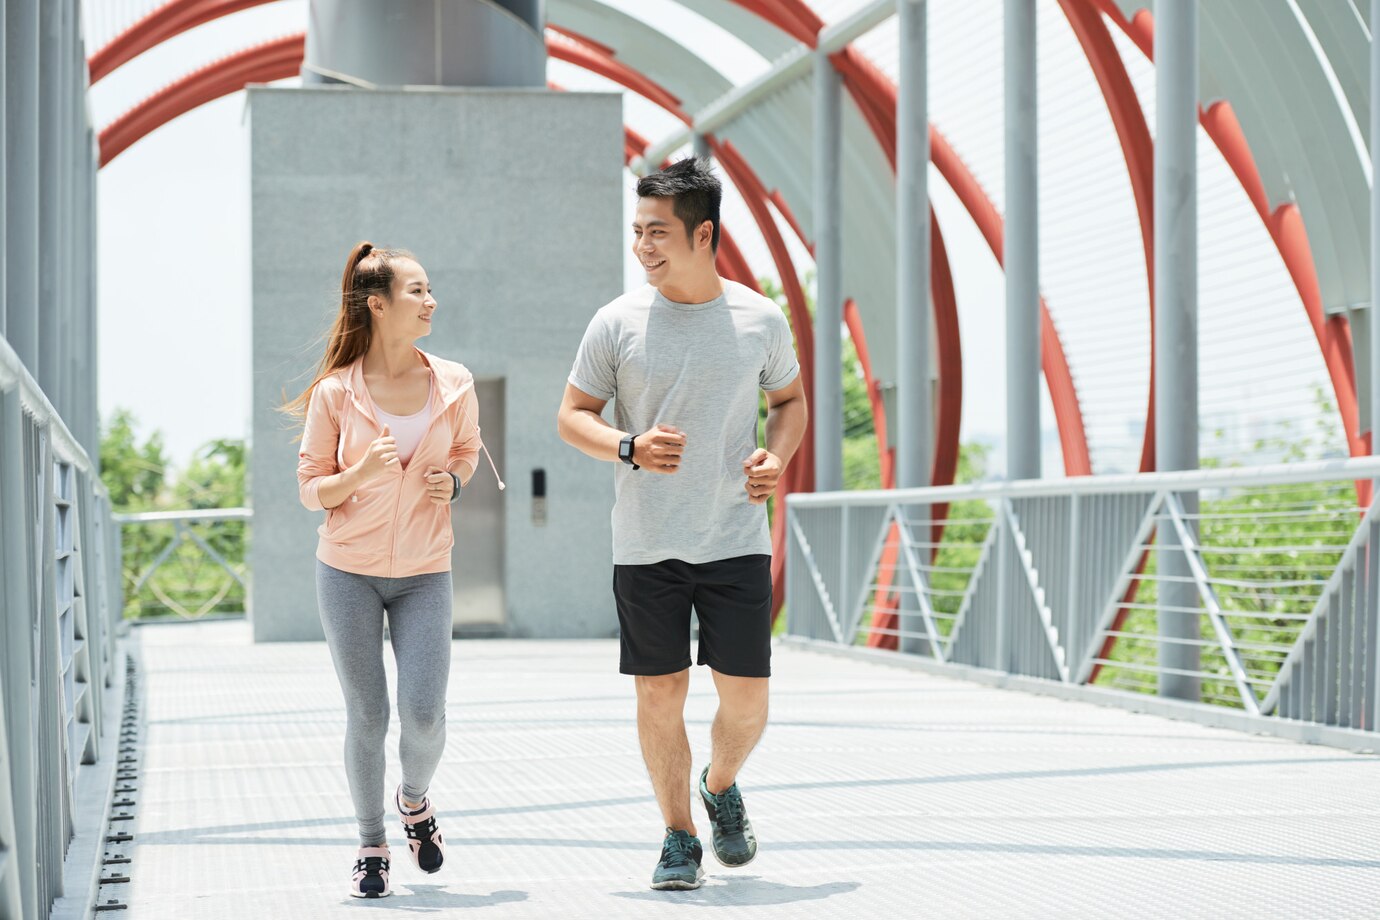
5 0 38 371
1154 0 1200 702
896 0 930 491
813 51 843 493
1005 0 1040 481
304 0 546 87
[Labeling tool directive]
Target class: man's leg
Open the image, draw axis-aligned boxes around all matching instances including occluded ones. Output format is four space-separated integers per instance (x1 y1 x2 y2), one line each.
691 554 772 867
705 671 769 794
635 669 696 835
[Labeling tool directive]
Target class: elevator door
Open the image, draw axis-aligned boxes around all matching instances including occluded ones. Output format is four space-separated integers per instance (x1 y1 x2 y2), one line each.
451 377 505 634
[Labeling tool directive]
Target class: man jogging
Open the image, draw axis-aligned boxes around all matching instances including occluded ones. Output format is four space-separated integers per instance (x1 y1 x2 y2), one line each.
556 157 807 890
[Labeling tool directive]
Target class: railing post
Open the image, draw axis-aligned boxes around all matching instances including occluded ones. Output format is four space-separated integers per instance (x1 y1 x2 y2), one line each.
994 499 1010 672
0 386 37 920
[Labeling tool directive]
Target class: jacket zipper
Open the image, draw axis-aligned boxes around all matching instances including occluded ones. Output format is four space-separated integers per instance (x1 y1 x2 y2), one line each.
388 467 405 578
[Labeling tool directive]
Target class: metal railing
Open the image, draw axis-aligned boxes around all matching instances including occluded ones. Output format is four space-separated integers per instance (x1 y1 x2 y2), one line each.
113 508 250 620
786 457 1380 745
0 337 122 919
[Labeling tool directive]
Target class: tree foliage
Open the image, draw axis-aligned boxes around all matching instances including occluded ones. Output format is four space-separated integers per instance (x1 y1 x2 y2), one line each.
100 411 247 619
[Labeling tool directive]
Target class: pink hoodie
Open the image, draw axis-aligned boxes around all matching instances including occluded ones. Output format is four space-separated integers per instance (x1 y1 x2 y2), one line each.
297 349 501 578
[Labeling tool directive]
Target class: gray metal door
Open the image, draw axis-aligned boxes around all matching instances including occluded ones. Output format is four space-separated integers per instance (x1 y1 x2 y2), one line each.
451 377 505 634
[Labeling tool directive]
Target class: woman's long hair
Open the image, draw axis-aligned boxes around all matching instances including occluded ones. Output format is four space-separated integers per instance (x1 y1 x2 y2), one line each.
281 241 413 420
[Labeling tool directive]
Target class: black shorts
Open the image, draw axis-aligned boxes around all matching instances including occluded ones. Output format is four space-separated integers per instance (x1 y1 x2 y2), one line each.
613 554 773 678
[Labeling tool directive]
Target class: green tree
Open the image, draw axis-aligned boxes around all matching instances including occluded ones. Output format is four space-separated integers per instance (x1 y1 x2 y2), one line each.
100 410 247 619
100 409 168 511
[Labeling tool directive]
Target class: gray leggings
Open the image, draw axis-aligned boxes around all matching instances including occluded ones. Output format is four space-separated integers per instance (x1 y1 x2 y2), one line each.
317 561 453 846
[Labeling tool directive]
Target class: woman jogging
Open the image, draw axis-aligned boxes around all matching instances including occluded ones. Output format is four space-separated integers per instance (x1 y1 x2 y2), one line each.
286 241 502 899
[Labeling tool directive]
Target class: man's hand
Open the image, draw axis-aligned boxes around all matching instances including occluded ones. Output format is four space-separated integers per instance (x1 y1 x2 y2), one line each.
635 424 687 474
742 448 783 505
424 466 455 505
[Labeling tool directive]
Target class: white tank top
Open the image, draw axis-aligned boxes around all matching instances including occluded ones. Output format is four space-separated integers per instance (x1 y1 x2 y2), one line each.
371 380 433 467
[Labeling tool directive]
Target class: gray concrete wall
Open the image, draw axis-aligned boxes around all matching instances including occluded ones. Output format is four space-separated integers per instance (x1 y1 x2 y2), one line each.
249 86 622 641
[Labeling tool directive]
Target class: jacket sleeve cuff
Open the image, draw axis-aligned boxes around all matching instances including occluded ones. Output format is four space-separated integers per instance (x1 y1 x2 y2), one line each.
300 478 325 512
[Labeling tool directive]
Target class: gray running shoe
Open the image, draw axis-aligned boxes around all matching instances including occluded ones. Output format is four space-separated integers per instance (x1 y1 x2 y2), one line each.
651 828 705 890
698 765 757 867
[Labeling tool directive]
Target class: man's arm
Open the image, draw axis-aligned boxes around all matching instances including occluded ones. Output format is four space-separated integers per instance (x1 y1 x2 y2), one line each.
556 383 621 461
743 374 808 504
556 383 687 473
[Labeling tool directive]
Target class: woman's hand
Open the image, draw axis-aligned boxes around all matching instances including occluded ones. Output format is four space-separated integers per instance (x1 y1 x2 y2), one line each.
424 466 456 505
355 425 399 483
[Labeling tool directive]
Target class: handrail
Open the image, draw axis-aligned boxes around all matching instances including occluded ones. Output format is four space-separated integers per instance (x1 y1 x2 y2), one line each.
789 456 1380 507
114 508 252 524
0 332 106 493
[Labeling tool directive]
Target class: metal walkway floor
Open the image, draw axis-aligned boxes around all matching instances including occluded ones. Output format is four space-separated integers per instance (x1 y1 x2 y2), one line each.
117 620 1380 919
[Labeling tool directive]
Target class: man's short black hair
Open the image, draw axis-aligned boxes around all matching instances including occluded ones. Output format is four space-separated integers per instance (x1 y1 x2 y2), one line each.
636 156 722 253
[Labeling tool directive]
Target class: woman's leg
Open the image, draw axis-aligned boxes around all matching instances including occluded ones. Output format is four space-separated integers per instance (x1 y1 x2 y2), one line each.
385 570 454 803
317 561 391 846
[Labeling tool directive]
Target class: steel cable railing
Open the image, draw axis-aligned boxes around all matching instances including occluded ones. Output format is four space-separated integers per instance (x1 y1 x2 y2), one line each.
787 457 1380 746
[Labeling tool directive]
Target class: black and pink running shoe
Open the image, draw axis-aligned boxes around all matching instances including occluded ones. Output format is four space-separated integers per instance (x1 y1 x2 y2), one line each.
396 786 446 873
350 845 391 898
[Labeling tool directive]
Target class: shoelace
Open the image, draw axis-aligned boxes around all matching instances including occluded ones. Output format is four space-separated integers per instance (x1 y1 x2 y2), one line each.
354 856 388 875
661 834 696 868
712 787 745 836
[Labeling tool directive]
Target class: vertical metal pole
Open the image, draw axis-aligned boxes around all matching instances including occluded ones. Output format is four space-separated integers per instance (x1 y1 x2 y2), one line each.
1371 0 1380 477
0 0 7 343
897 0 930 491
0 388 37 920
1155 0 1200 702
86 129 99 458
5 0 39 372
814 50 844 493
994 500 1009 672
896 0 930 656
36 0 60 405
1005 0 1040 481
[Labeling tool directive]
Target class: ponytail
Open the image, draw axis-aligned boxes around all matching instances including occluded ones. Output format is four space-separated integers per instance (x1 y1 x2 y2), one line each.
281 240 414 421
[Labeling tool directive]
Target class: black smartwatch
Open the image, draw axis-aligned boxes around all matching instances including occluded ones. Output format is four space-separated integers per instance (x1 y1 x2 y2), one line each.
619 434 640 469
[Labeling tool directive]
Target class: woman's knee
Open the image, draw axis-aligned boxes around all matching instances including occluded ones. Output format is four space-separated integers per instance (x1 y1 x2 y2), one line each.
400 698 446 737
348 698 391 742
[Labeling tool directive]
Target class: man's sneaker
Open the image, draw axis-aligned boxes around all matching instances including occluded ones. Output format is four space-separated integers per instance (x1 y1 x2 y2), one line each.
650 828 705 890
350 846 391 898
698 765 757 867
396 786 445 873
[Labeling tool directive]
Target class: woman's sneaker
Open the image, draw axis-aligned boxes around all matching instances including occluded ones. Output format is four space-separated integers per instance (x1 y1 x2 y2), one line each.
698 765 757 866
651 828 705 890
396 786 446 873
350 846 391 898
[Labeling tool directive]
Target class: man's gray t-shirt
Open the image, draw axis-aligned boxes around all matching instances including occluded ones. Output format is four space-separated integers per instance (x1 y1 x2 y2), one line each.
568 281 801 566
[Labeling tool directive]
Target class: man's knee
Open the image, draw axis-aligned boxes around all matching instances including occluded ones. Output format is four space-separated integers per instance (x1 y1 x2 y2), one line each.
635 670 690 712
716 675 769 719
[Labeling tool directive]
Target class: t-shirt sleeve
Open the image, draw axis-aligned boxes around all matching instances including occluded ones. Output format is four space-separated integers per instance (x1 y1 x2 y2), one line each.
760 307 801 391
568 310 618 400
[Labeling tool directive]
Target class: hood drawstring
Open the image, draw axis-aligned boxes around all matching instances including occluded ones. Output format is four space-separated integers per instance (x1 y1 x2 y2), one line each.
478 435 506 491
